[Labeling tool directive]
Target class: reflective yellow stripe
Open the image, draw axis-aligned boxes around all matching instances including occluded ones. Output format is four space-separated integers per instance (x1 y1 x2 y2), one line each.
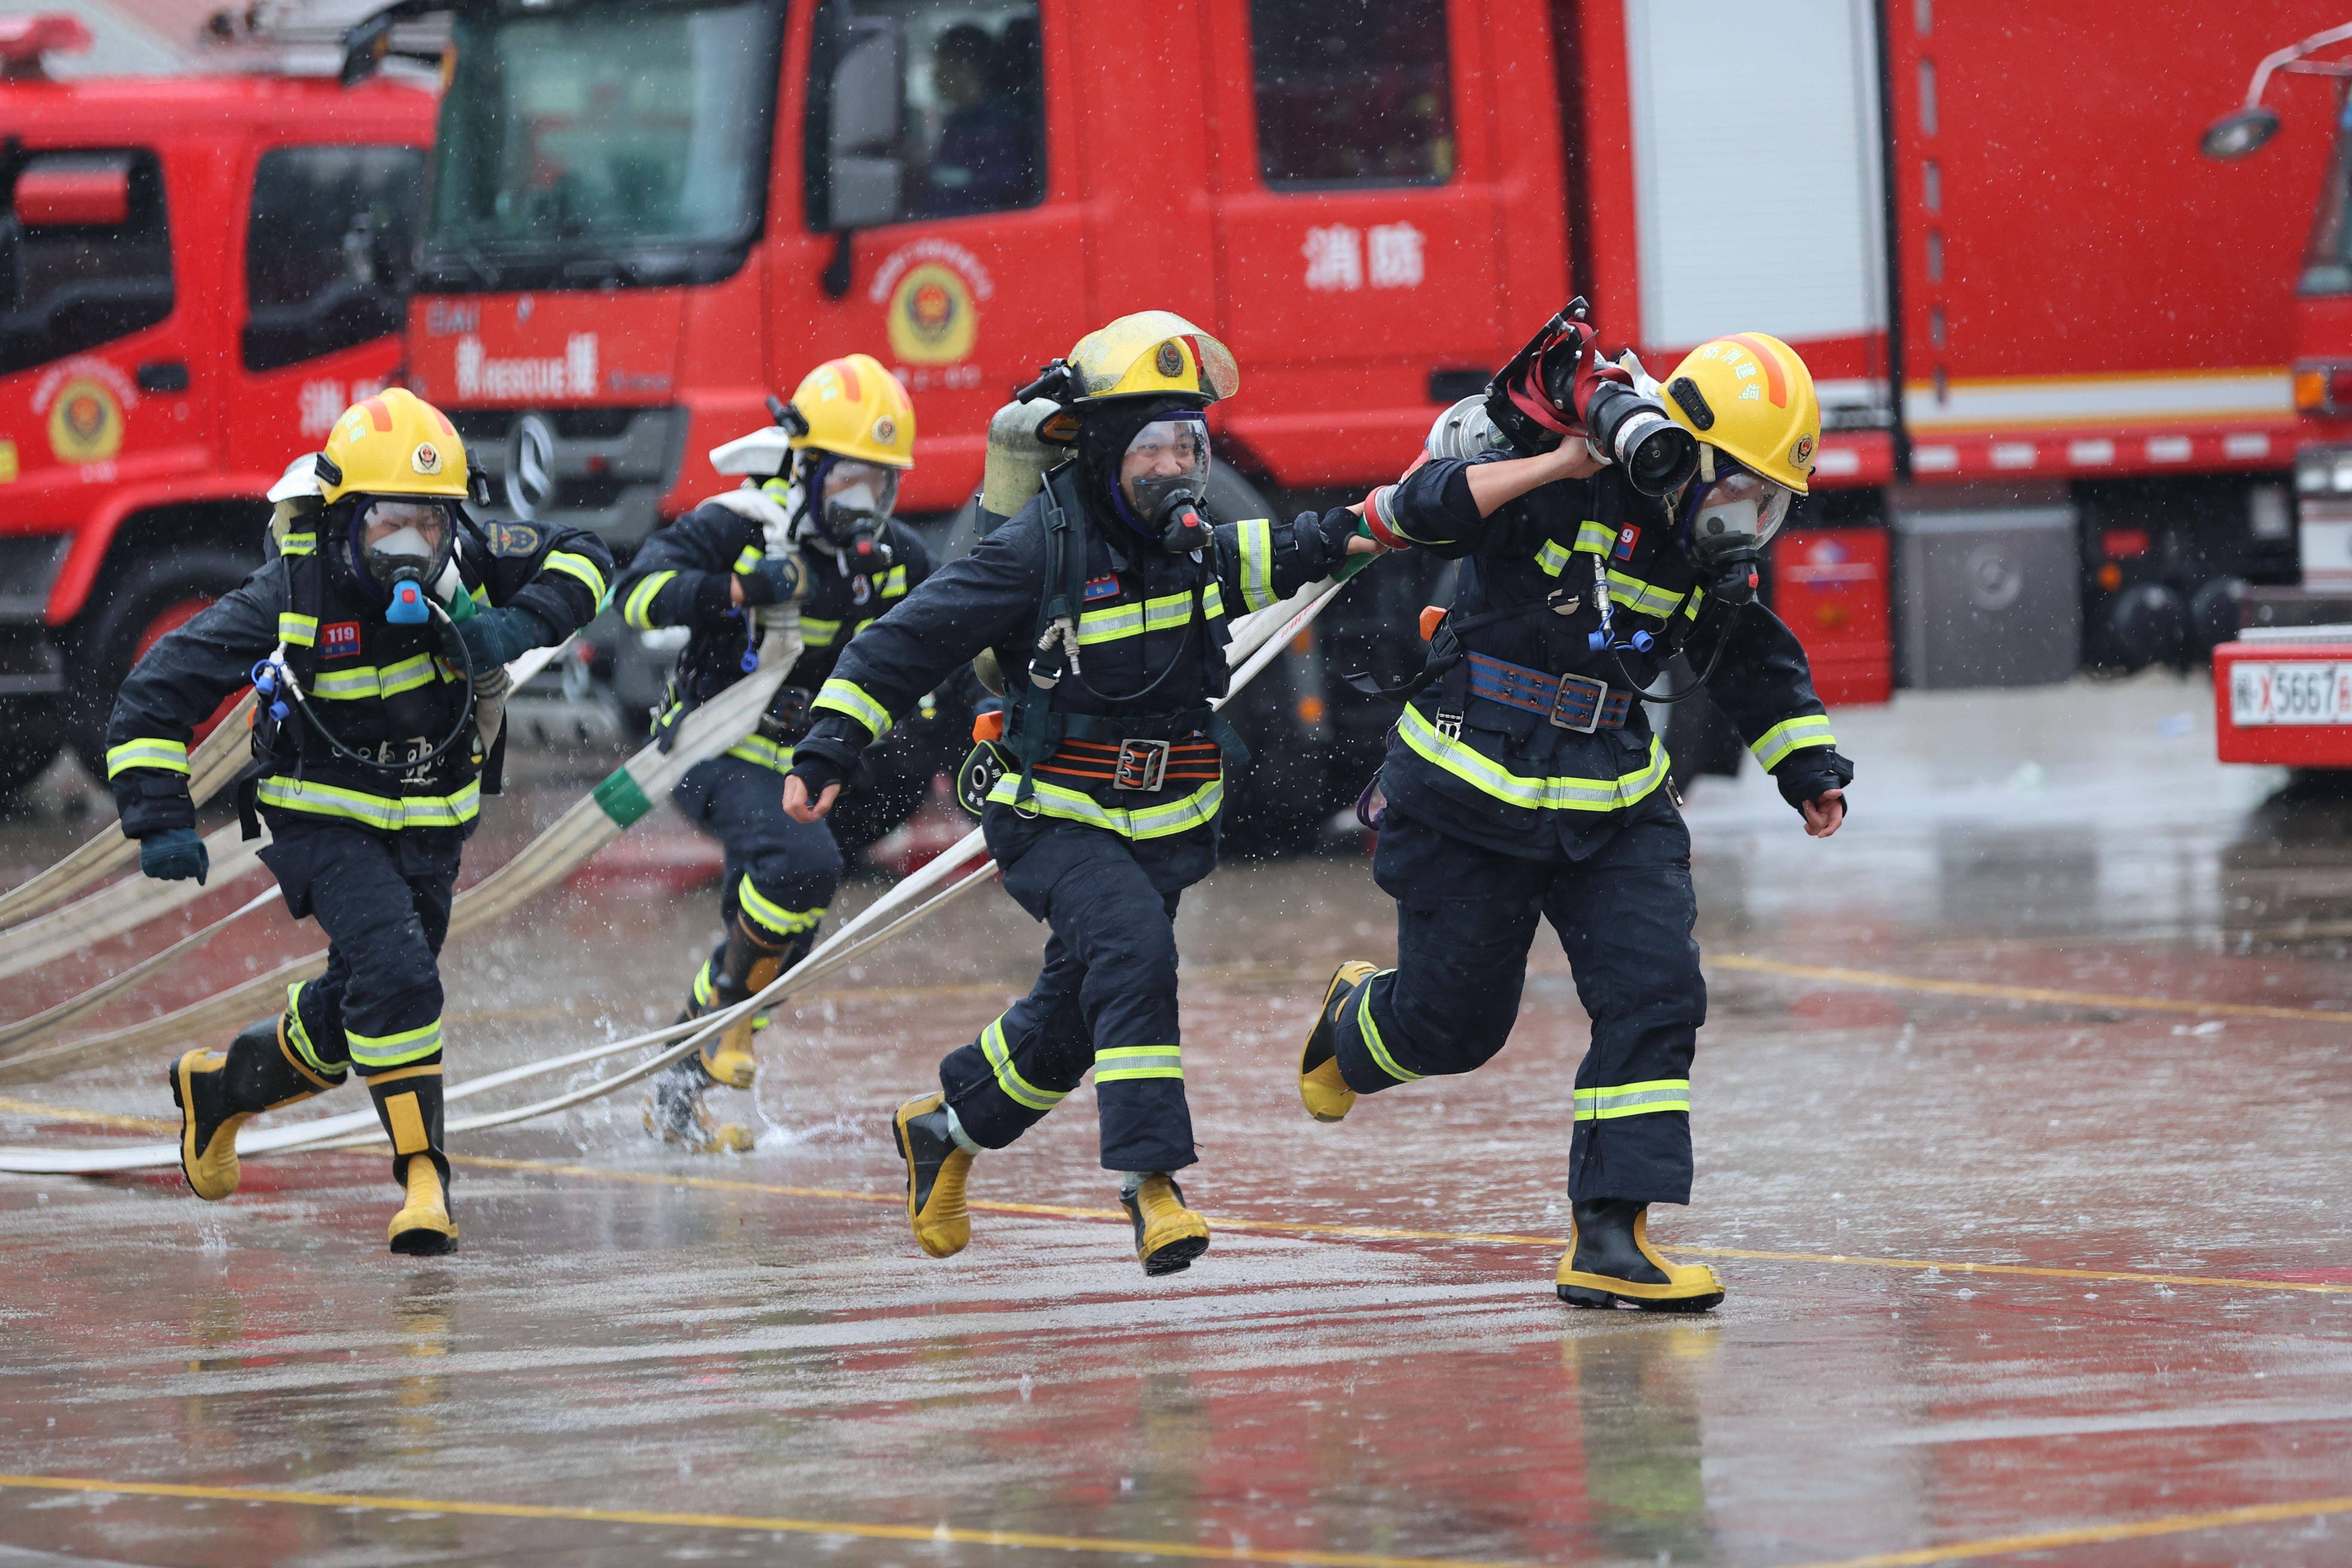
691 958 719 1011
1396 705 1669 814
980 1015 1067 1111
738 874 824 939
1094 1044 1183 1083
1606 570 1683 619
1236 517 1277 610
1751 713 1836 770
732 545 764 575
281 981 348 1075
1574 521 1614 554
1683 586 1706 620
279 531 316 557
255 776 481 832
1574 1079 1690 1121
348 1016 444 1069
724 732 797 773
800 615 841 648
879 564 908 597
545 550 608 601
1075 583 1223 646
984 771 1222 840
813 677 892 738
309 653 448 702
622 570 677 630
1536 539 1574 578
1357 974 1421 1083
104 738 189 777
279 612 318 646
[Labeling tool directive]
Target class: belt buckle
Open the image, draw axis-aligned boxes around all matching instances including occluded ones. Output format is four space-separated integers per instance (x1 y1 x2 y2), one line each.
1114 738 1171 791
1548 672 1608 734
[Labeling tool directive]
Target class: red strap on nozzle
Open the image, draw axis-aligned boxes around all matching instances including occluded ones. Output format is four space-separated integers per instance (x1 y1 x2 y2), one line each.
1361 486 1407 550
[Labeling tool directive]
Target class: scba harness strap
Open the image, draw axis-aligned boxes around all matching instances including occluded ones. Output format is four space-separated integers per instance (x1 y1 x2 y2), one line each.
1001 467 1248 807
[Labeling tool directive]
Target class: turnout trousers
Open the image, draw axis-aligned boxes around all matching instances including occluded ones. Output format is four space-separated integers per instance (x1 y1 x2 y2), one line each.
1332 796 1705 1205
938 808 1215 1175
259 819 457 1083
673 754 844 962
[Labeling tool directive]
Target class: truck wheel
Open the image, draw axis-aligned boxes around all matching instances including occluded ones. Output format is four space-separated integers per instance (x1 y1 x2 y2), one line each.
64 547 258 783
0 697 65 799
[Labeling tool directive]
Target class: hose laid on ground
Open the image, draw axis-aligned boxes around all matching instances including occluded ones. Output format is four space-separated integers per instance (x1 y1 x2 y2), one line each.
0 573 1350 1173
0 628 790 1086
0 642 574 937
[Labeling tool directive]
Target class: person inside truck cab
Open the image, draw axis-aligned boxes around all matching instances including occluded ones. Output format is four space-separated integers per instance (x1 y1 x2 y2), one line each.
919 22 1035 217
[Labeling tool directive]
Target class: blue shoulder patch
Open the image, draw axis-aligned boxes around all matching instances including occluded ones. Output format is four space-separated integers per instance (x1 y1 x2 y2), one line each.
1083 575 1121 603
487 522 545 558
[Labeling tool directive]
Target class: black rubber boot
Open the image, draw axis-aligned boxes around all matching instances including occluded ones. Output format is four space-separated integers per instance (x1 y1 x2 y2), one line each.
168 1016 330 1201
365 1066 456 1256
1555 1199 1724 1312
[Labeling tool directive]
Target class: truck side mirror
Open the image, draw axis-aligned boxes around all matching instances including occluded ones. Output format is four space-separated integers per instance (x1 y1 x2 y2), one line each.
826 17 902 231
11 155 130 226
2202 106 2281 161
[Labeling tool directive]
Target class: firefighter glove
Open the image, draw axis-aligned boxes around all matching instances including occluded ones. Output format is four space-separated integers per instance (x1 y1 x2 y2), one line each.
1772 745 1854 816
140 827 209 886
784 731 862 804
455 606 548 672
734 554 801 607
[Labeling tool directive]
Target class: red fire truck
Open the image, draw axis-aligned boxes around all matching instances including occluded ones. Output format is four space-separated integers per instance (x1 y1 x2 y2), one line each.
0 15 434 793
392 0 2343 828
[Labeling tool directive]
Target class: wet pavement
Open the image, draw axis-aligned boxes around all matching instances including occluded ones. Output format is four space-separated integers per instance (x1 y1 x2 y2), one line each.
4 671 2352 1567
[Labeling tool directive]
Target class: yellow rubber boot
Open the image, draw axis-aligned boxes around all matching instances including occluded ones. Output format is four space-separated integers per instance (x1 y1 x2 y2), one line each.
1122 1174 1210 1276
388 1159 458 1256
1555 1200 1724 1312
168 1018 326 1201
698 947 782 1091
1299 960 1380 1123
892 1092 973 1259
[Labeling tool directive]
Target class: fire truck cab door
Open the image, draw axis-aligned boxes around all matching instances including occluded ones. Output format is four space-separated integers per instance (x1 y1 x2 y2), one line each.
783 0 1084 517
0 138 216 515
225 139 426 481
1202 0 1508 489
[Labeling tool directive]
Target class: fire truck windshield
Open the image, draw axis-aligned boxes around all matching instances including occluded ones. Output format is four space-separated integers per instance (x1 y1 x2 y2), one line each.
419 0 783 291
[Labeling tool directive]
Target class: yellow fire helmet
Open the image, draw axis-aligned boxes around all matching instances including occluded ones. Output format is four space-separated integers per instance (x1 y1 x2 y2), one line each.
1064 310 1239 407
316 387 472 505
793 353 916 469
1659 334 1820 494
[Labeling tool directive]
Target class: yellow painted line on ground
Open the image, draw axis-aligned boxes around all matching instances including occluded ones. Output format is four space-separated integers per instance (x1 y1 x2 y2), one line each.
0 1094 172 1134
1788 1492 2352 1568
1716 954 2352 1026
451 1155 2352 1296
7 1108 2345 1295
0 1473 1528 1568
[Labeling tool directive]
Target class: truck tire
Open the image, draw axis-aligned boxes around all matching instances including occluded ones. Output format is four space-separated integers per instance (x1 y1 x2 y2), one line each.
64 545 260 783
0 696 65 799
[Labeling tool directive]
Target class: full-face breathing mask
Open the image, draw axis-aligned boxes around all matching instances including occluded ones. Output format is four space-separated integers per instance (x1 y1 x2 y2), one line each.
349 502 459 625
1675 450 1793 606
1120 416 1213 554
799 454 900 573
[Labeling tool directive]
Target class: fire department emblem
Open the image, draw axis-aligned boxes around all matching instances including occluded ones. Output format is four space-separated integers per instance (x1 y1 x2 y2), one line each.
411 442 444 475
1791 432 1816 470
872 415 898 448
46 378 124 464
886 261 977 365
1155 340 1184 378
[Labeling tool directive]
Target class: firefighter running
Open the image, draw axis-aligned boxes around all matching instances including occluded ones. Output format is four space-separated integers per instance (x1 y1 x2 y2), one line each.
1302 319 1854 1311
108 388 612 1254
614 355 937 1152
783 312 1376 1276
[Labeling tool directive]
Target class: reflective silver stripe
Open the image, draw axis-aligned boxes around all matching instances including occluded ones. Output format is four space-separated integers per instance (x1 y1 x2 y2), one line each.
279 613 318 646
1076 584 1224 646
255 776 481 831
725 733 796 773
983 771 1222 840
1536 539 1574 578
623 570 677 629
545 550 609 601
1236 517 1277 610
1574 521 1614 554
309 653 447 702
1094 1044 1182 1083
1396 705 1669 813
732 545 763 574
813 678 892 738
981 1015 1067 1110
1574 1079 1690 1121
104 738 190 777
801 615 842 648
1751 713 1836 770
